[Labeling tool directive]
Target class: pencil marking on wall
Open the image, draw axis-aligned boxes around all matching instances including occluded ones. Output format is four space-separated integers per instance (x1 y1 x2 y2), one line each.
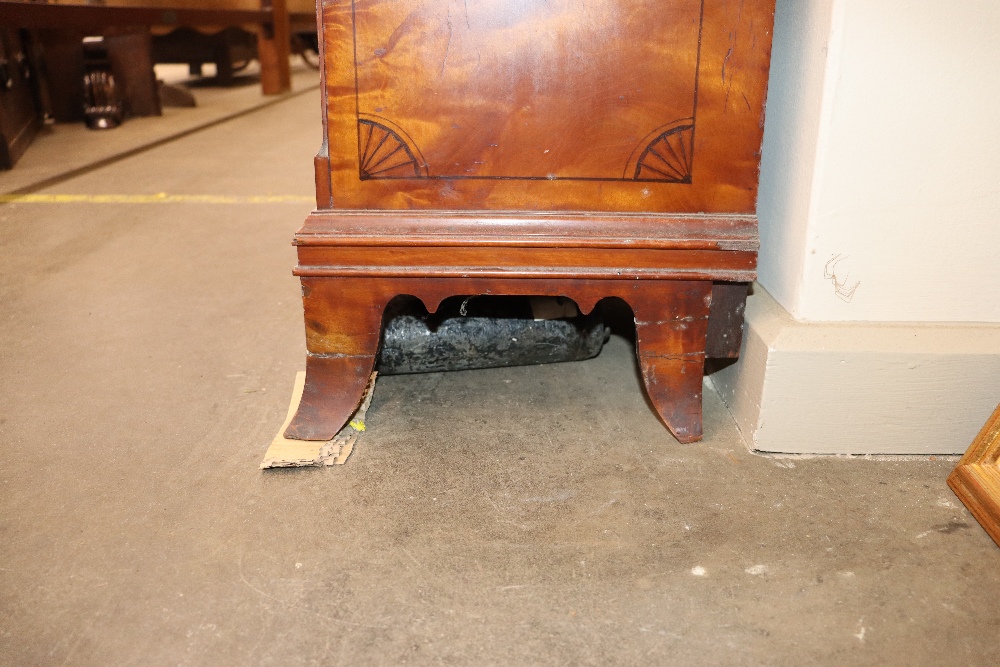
824 254 860 303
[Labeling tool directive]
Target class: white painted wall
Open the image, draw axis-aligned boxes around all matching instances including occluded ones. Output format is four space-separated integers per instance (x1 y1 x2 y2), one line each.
755 0 833 319
758 0 1000 323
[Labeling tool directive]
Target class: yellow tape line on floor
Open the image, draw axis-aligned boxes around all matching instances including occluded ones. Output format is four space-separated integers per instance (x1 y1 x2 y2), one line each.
0 193 315 205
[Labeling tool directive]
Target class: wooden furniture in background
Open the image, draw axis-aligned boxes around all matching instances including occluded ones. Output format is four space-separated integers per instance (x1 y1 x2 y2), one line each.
0 0 318 96
0 28 42 168
286 0 776 444
949 403 1000 548
104 28 161 117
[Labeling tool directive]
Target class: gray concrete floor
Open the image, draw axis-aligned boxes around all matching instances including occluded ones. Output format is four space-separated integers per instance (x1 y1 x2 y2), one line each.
2 89 998 667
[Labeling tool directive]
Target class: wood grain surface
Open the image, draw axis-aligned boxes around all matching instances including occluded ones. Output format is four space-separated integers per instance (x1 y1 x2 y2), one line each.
319 0 775 212
295 210 759 250
949 403 1000 548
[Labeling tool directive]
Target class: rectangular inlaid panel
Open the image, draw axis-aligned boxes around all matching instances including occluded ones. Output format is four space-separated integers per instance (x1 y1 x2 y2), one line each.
321 0 775 213
352 0 702 182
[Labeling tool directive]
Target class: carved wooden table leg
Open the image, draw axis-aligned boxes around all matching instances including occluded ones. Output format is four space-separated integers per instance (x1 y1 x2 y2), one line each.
630 281 713 443
284 277 391 440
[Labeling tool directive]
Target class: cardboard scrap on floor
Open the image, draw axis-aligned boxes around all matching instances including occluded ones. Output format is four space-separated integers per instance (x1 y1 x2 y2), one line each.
260 371 377 469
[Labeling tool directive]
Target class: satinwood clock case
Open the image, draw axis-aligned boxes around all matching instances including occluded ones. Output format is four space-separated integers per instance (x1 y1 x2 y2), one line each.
284 0 775 444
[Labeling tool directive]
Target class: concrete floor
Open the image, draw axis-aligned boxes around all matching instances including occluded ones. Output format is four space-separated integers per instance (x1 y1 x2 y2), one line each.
1 87 998 666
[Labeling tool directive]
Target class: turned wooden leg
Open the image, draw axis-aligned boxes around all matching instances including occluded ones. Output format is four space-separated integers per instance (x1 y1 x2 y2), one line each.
284 278 390 440
630 281 713 444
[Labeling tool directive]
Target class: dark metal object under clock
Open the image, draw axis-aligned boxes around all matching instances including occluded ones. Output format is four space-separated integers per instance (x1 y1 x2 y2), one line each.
378 296 611 375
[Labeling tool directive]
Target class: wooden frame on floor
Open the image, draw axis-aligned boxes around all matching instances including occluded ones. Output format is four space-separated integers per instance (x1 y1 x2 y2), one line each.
948 402 1000 548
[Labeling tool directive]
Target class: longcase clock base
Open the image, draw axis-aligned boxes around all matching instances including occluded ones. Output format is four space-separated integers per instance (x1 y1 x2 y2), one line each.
283 211 758 444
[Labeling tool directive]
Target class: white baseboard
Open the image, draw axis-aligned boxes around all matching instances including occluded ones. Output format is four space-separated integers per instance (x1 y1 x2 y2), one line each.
709 285 1000 455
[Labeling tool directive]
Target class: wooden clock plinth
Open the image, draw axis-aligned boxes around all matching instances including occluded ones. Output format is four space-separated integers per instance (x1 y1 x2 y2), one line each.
284 0 775 444
285 212 757 443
